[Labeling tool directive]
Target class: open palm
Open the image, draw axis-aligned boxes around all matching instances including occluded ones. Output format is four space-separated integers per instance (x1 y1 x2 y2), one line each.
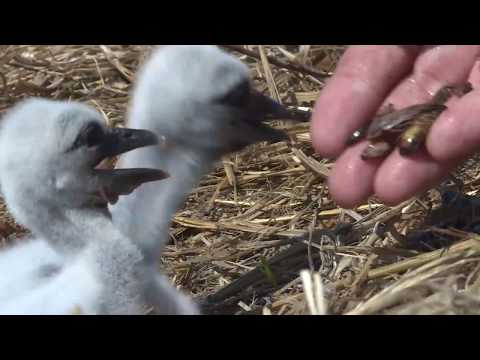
310 45 480 208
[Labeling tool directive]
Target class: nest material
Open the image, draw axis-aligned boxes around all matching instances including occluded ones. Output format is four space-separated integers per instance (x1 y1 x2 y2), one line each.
1 45 480 315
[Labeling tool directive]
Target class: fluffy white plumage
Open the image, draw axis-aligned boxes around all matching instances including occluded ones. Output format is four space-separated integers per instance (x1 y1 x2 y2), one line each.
0 46 290 315
111 45 291 264
0 238 63 307
0 99 197 314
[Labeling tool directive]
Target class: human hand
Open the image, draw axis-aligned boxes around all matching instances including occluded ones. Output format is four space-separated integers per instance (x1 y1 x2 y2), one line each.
310 45 480 208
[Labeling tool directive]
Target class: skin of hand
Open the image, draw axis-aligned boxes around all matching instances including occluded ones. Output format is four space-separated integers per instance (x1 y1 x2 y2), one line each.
310 45 480 208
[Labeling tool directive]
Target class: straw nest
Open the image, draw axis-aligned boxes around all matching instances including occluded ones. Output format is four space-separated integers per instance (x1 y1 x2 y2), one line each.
1 45 480 315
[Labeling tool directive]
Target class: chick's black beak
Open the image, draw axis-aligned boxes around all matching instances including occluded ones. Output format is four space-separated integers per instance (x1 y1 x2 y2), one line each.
96 127 159 161
249 90 293 121
239 90 304 145
92 168 169 206
89 127 168 206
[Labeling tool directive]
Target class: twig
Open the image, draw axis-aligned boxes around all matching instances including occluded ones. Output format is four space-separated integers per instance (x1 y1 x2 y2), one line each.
221 45 330 80
99 45 134 83
0 71 7 95
367 237 480 280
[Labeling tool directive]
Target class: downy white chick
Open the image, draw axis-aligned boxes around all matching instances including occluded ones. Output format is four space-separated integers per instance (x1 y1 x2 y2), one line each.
111 45 295 265
0 98 197 314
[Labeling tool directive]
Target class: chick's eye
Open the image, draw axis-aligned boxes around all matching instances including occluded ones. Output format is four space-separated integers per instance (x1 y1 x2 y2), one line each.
218 80 250 107
71 122 104 150
84 123 105 147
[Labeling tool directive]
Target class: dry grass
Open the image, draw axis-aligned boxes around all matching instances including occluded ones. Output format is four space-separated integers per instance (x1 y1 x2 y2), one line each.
1 45 480 315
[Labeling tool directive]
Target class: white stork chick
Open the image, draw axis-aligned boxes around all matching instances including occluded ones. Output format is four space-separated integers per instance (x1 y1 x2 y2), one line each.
111 45 295 267
0 98 197 314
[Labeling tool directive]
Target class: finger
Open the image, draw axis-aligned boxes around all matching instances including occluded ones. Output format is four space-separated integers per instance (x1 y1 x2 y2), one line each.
428 57 480 161
379 45 480 108
467 57 480 85
373 149 456 205
310 45 419 158
327 141 382 208
372 46 479 204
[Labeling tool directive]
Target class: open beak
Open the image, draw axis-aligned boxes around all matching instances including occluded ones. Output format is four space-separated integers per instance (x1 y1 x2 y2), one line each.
93 168 169 205
94 127 159 161
89 127 169 206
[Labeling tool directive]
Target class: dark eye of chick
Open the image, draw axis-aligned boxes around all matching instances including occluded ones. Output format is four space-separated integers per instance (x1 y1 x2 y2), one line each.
69 122 105 151
217 80 251 107
84 123 105 148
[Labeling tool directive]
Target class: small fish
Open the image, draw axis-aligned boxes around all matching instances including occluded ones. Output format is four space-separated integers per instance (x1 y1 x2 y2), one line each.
397 109 444 156
347 103 395 145
366 103 446 140
347 127 367 145
352 82 473 159
357 104 443 158
399 82 473 157
431 82 473 105
361 140 393 159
